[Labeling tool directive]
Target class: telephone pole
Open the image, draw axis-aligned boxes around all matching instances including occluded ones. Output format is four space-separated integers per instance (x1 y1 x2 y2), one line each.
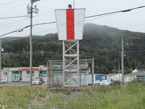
0 40 1 87
28 0 39 86
73 0 75 8
121 36 124 82
30 0 33 86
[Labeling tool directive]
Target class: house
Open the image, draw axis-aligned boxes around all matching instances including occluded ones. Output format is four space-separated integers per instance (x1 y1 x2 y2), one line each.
107 73 134 82
134 69 145 82
107 73 122 82
124 73 134 82
1 62 92 86
1 65 47 82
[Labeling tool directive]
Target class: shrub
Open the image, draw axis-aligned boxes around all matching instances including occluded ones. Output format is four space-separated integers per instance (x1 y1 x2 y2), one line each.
112 81 120 86
64 88 72 95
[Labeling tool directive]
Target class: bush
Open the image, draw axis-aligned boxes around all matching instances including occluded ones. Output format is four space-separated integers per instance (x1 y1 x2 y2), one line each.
64 88 72 95
112 81 120 86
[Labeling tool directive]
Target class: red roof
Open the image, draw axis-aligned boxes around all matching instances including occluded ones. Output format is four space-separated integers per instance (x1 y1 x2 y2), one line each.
20 68 40 71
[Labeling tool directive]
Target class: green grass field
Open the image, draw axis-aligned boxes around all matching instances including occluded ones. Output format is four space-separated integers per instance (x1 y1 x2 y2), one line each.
0 82 145 109
66 82 145 109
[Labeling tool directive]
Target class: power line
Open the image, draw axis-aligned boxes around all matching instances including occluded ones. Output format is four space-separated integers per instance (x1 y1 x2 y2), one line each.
0 21 56 37
0 17 29 27
1 5 145 37
0 0 18 6
85 5 145 19
73 0 75 8
31 5 145 26
1 5 145 20
33 21 56 26
0 15 28 19
34 27 56 34
0 25 30 37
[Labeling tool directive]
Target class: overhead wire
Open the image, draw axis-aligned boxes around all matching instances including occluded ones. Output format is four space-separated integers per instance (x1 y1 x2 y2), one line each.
0 15 39 30
1 5 145 20
31 5 145 28
1 5 145 37
0 0 18 6
34 28 56 34
0 25 30 37
0 15 28 20
85 5 145 19
0 17 29 27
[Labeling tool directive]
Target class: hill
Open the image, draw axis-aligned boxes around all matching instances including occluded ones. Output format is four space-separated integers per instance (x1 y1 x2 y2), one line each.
1 23 145 74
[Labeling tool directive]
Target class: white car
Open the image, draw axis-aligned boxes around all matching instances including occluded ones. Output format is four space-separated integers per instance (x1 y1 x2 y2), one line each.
32 79 42 85
1 79 6 84
100 80 111 86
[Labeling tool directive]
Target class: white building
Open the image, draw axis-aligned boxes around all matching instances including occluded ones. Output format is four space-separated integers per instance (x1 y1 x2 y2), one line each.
1 65 47 82
107 73 122 81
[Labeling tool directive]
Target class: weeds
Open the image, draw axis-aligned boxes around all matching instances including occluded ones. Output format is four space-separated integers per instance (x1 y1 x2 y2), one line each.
64 88 72 95
0 82 145 109
66 82 145 109
0 86 46 108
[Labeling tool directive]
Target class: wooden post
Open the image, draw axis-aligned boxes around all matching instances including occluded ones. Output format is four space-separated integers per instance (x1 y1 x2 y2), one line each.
92 58 94 88
47 60 50 88
0 40 1 87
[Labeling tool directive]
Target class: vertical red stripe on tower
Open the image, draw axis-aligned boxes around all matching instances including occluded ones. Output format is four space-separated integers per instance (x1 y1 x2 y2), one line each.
66 9 74 40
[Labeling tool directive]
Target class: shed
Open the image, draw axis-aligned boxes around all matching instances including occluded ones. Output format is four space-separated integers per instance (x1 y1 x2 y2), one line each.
94 74 108 84
124 73 134 82
135 69 145 82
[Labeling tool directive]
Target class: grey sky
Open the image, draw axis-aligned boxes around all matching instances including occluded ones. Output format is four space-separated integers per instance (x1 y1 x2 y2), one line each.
0 0 145 37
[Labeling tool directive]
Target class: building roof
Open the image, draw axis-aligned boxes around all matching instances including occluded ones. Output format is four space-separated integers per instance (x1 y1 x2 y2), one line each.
107 73 122 76
95 74 107 76
125 73 132 76
134 69 145 76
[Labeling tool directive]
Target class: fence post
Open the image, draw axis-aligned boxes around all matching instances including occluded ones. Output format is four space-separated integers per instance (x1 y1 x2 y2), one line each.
92 58 94 88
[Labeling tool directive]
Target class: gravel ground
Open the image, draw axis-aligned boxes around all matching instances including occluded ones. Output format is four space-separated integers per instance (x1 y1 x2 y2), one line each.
65 92 83 99
27 91 84 109
0 82 46 86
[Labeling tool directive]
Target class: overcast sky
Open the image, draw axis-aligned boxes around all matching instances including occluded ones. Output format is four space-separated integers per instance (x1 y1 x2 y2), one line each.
0 0 145 37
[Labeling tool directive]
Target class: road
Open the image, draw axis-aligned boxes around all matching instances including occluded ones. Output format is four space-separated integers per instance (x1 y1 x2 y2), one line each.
0 82 47 86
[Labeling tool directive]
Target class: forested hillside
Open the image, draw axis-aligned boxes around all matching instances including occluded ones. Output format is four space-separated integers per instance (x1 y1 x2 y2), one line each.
1 23 145 74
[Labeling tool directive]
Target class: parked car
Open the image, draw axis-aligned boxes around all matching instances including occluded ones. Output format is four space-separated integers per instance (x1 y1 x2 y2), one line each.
1 79 6 84
100 80 111 86
32 78 42 85
35 77 44 83
39 77 44 83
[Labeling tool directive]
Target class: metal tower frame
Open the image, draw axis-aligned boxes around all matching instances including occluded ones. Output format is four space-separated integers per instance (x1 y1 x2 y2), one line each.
63 40 80 87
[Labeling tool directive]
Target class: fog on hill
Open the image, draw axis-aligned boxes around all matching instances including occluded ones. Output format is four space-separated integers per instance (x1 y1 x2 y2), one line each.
1 23 145 74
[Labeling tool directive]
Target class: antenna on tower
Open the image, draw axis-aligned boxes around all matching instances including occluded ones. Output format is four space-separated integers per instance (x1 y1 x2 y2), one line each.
73 0 75 9
34 5 39 14
27 4 31 14
27 4 39 15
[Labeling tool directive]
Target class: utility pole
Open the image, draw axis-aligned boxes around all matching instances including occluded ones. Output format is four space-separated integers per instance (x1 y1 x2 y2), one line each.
73 0 75 8
119 64 120 73
0 40 1 87
30 0 33 86
28 0 39 86
121 36 124 82
92 58 94 88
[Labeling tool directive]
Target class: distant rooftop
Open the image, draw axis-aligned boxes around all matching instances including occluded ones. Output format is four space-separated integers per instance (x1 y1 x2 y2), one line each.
134 69 145 76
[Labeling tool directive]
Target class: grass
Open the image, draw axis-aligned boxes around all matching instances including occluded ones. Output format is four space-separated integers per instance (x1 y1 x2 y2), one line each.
66 82 145 109
0 82 145 109
0 85 47 108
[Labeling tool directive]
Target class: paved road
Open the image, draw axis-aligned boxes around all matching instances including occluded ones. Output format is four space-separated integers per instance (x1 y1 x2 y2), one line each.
0 82 47 86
